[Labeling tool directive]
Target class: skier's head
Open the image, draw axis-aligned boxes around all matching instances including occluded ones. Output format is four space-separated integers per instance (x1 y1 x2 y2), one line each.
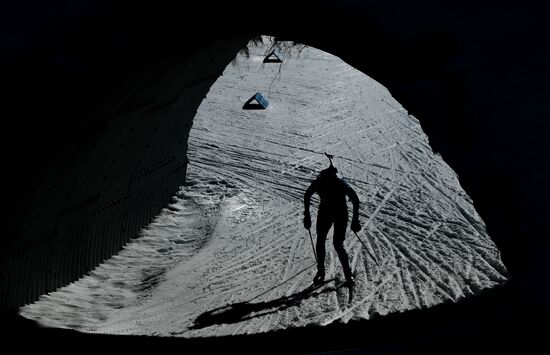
319 165 338 180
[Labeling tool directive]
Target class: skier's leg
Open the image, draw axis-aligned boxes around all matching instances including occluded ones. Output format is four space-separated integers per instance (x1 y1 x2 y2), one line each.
315 209 332 280
333 214 353 282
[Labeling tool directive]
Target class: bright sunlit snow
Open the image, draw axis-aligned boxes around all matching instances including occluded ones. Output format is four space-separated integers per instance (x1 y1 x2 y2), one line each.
20 36 508 337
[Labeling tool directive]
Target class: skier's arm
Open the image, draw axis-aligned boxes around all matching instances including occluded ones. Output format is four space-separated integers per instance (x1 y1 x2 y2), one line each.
304 180 318 216
303 180 317 230
344 181 360 222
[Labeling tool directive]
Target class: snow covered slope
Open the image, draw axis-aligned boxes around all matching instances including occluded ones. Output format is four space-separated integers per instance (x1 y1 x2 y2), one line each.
20 37 507 337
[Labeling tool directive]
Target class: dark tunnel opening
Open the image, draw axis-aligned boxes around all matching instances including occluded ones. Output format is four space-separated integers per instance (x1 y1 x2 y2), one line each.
2 1 549 353
16 35 508 336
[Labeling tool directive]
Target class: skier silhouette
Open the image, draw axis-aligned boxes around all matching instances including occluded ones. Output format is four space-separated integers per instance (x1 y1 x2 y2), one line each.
303 154 361 285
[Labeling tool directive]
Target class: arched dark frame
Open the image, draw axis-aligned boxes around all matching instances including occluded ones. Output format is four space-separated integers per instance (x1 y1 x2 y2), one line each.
1 1 547 353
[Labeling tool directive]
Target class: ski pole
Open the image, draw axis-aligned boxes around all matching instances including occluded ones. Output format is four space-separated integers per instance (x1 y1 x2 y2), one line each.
308 229 318 263
353 231 379 267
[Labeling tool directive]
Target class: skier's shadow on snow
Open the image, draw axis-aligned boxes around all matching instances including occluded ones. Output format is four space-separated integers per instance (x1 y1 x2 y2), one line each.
190 280 347 329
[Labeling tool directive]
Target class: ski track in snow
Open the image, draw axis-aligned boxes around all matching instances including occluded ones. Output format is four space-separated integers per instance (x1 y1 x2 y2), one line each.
20 37 508 337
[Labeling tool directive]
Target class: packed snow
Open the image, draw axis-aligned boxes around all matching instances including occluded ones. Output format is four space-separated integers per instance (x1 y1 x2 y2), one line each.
20 37 508 337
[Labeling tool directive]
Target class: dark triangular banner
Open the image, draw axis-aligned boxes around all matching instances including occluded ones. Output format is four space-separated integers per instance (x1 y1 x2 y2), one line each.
263 50 283 63
243 92 269 110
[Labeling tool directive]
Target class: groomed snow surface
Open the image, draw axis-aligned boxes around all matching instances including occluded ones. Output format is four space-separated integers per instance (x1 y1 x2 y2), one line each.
20 37 508 337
